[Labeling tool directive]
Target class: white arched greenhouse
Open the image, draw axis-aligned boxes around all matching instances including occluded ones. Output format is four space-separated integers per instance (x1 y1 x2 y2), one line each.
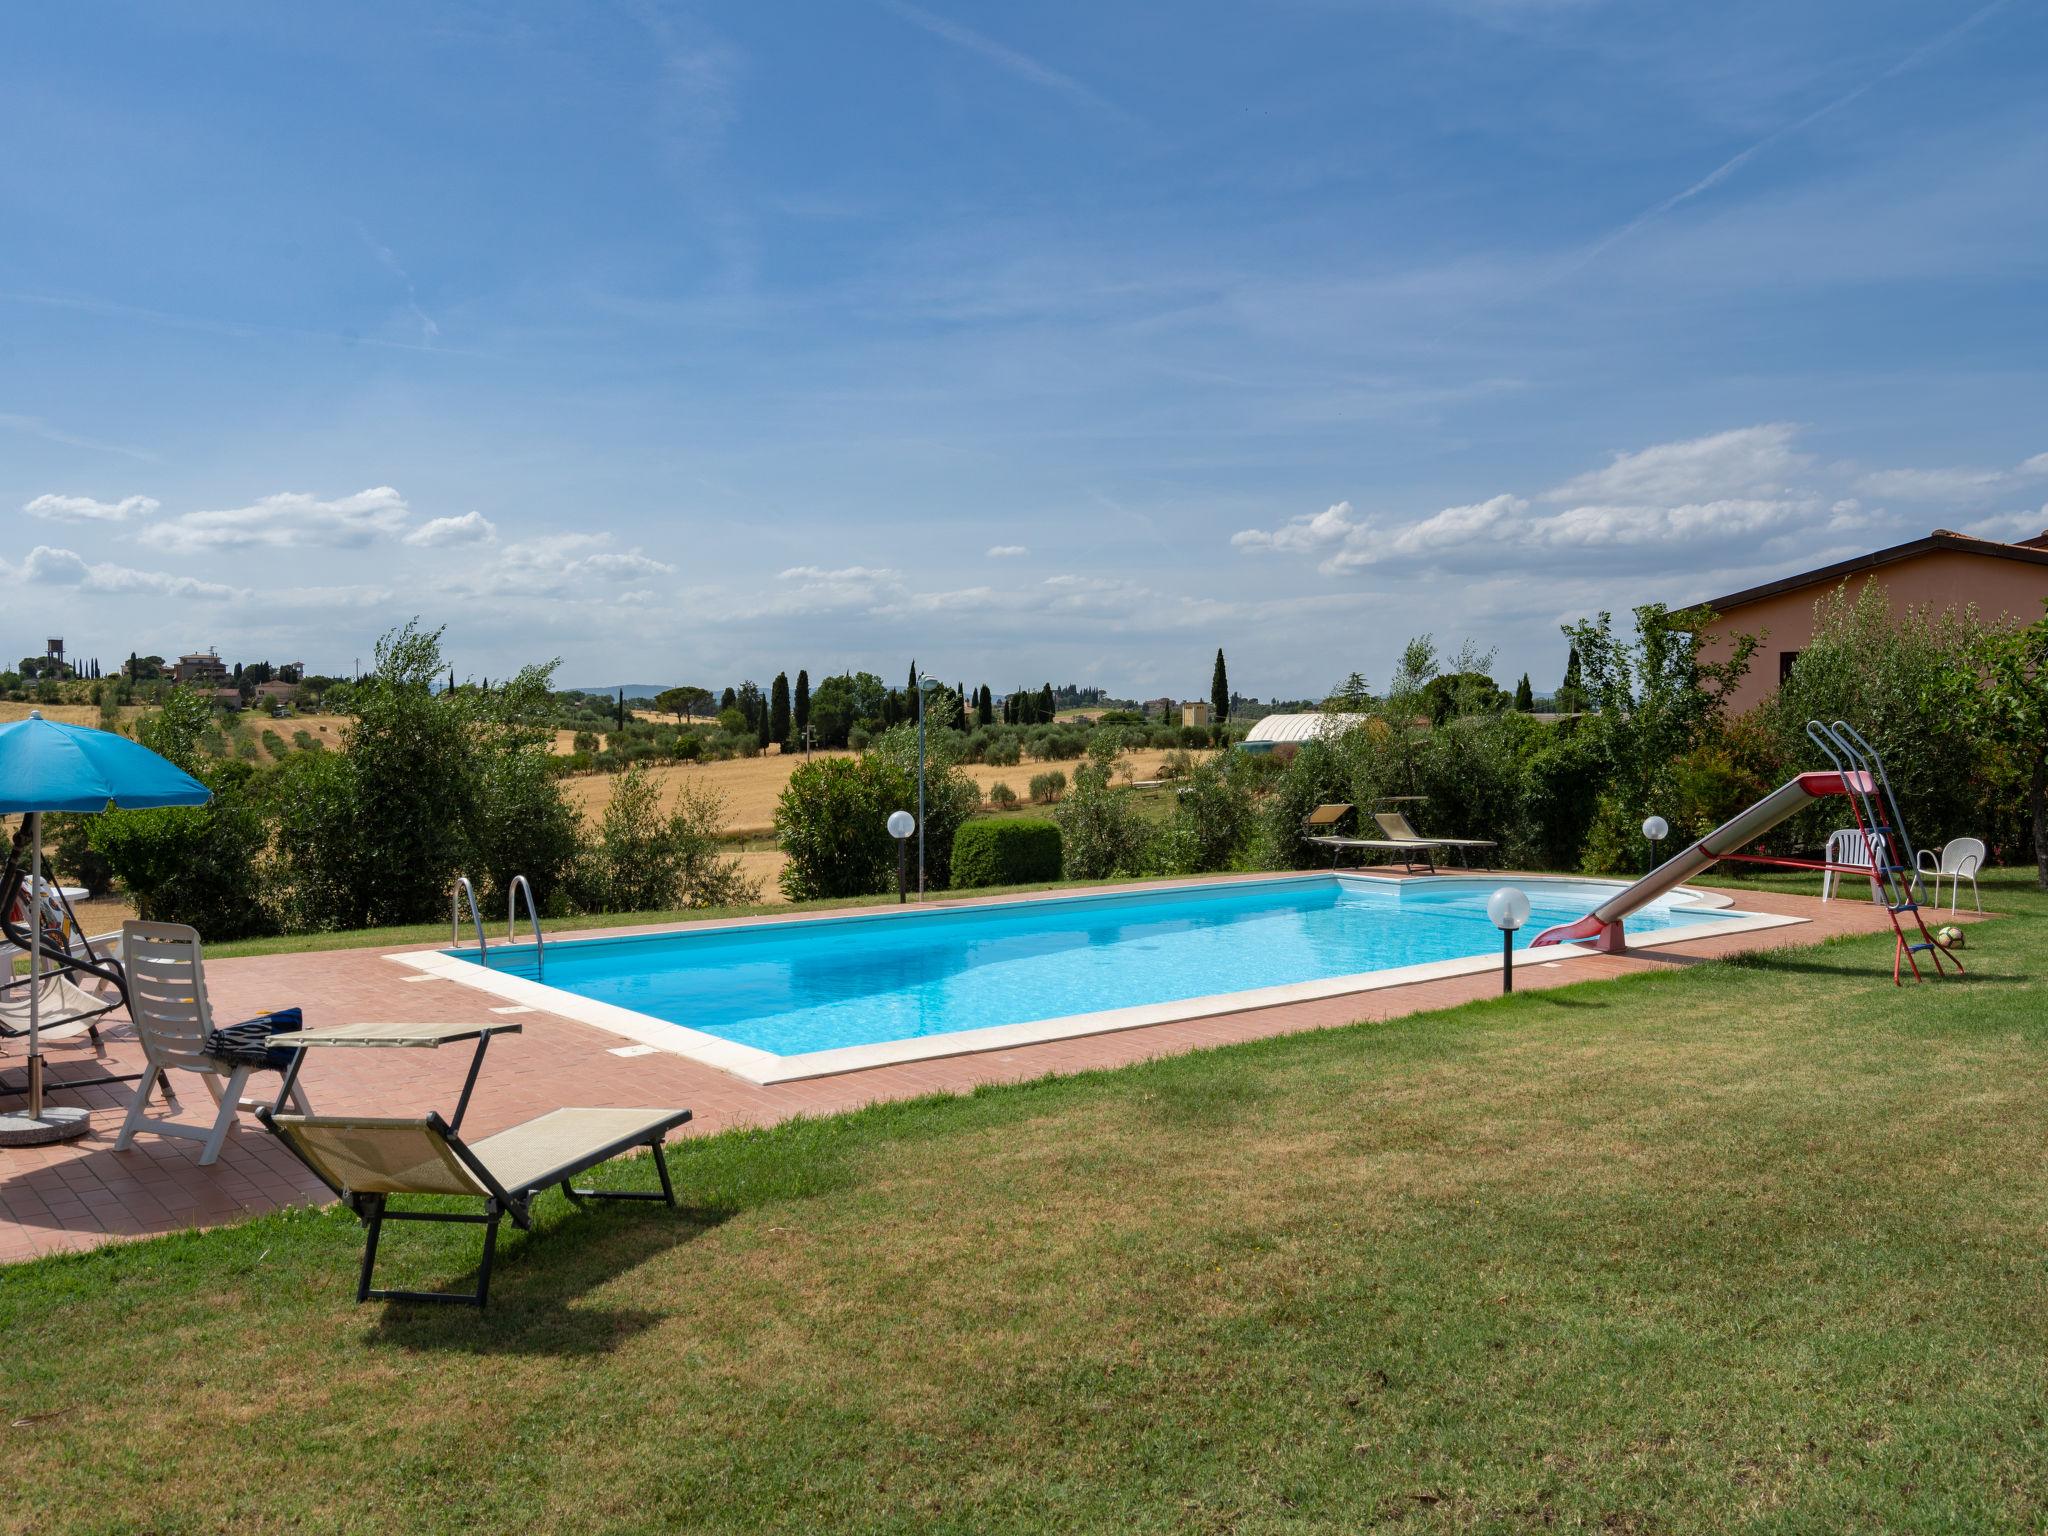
1236 712 1365 754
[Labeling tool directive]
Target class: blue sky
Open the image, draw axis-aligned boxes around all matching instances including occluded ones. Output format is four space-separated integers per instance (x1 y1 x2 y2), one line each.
4 0 2044 698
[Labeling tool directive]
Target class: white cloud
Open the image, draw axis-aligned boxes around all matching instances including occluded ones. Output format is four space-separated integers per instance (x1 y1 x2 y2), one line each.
1857 451 2048 503
404 511 498 548
143 486 410 552
8 544 237 599
986 544 1028 558
1541 424 1807 505
1959 507 2048 543
768 564 907 613
1234 426 1834 581
1231 500 1360 553
22 493 159 523
447 534 677 600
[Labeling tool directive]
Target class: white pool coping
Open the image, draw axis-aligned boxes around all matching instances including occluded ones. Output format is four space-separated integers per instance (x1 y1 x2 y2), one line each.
389 872 1802 1085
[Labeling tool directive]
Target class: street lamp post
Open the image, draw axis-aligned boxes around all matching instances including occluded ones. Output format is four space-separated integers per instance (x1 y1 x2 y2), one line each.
915 673 941 898
887 810 915 903
1487 886 1531 995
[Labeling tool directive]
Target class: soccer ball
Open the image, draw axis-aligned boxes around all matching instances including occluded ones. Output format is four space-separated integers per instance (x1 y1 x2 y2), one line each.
1935 925 1965 949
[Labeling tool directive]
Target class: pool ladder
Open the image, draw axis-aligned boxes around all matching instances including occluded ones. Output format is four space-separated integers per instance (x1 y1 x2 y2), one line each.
451 874 545 978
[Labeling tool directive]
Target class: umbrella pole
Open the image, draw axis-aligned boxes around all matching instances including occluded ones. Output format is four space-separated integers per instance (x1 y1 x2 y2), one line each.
26 810 42 1120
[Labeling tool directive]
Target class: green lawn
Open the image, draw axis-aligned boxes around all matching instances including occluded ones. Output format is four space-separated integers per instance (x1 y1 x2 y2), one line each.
2 873 2043 1533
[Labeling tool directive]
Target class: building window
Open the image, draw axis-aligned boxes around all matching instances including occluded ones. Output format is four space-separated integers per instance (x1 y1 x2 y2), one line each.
1779 649 1801 684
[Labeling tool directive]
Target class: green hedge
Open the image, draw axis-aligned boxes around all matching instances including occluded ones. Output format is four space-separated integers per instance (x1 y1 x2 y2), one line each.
951 817 1062 888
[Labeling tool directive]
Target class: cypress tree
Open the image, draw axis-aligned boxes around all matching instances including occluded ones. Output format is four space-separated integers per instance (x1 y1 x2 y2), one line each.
1559 648 1584 713
770 672 791 746
1038 682 1055 722
1514 673 1534 711
1211 648 1229 722
977 684 993 727
721 685 736 712
794 669 810 744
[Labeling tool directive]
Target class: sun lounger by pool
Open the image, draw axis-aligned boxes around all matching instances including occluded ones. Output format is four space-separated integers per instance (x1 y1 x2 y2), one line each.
1373 809 1497 867
259 1104 694 1307
1300 803 1445 872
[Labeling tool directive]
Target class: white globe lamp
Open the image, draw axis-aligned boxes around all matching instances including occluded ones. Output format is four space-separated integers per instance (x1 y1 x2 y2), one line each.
1487 885 1531 994
1642 814 1669 874
887 810 916 903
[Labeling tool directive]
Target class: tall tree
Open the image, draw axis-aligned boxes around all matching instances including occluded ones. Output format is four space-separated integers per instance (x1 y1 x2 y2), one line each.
735 680 764 730
1211 648 1229 722
793 669 810 745
1557 648 1585 713
1514 673 1535 711
977 684 993 727
720 685 737 711
770 672 792 747
1038 682 1055 722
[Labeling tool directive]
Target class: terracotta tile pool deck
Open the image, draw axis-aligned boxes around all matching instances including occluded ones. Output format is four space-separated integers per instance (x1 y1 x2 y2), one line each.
0 873 1974 1263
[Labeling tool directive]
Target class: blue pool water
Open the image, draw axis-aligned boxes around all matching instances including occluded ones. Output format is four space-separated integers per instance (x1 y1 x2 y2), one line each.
453 876 1727 1059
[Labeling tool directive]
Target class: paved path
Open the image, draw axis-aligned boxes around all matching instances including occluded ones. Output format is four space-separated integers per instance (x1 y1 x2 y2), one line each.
0 875 1950 1263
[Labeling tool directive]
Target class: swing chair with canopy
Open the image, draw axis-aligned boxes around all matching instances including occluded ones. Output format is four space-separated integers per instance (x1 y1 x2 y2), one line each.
0 710 210 1145
1 817 130 1053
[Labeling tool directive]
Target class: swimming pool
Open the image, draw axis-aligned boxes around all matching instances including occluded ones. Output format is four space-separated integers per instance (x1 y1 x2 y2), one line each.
399 874 1791 1084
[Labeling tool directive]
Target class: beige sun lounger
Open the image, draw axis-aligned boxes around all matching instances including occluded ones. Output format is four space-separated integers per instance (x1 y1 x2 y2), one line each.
1373 810 1497 867
260 1104 693 1307
1300 803 1445 871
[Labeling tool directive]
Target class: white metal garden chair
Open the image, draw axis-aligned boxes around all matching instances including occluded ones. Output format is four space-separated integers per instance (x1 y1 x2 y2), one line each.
1821 828 1888 904
1916 838 1984 913
114 921 309 1166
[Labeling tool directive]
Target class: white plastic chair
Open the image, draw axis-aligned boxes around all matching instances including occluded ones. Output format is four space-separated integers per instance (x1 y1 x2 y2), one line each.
114 921 309 1166
1822 828 1888 904
1916 838 1984 913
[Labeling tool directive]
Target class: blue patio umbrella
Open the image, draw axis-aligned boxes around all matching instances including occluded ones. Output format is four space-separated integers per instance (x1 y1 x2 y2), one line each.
0 711 208 1135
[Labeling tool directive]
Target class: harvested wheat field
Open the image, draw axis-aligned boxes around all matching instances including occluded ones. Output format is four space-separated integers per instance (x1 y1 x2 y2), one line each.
560 746 1210 834
562 745 1210 903
0 701 143 727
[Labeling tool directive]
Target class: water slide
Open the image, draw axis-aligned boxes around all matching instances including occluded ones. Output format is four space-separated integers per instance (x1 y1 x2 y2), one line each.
1528 770 1875 953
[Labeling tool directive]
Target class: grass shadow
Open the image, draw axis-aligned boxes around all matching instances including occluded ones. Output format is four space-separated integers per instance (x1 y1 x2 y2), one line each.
362 1200 731 1356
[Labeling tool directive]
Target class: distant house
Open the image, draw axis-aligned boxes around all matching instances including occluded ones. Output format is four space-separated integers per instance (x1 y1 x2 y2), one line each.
172 650 229 686
1699 527 2048 714
209 688 244 712
252 680 297 707
1142 696 1176 720
1181 702 1210 728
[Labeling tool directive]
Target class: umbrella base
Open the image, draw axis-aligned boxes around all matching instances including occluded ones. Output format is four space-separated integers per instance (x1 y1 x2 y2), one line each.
0 1104 92 1146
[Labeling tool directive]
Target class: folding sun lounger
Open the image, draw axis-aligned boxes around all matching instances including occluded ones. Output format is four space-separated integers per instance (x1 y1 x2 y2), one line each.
1373 810 1498 868
1299 803 1445 872
260 1104 694 1307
